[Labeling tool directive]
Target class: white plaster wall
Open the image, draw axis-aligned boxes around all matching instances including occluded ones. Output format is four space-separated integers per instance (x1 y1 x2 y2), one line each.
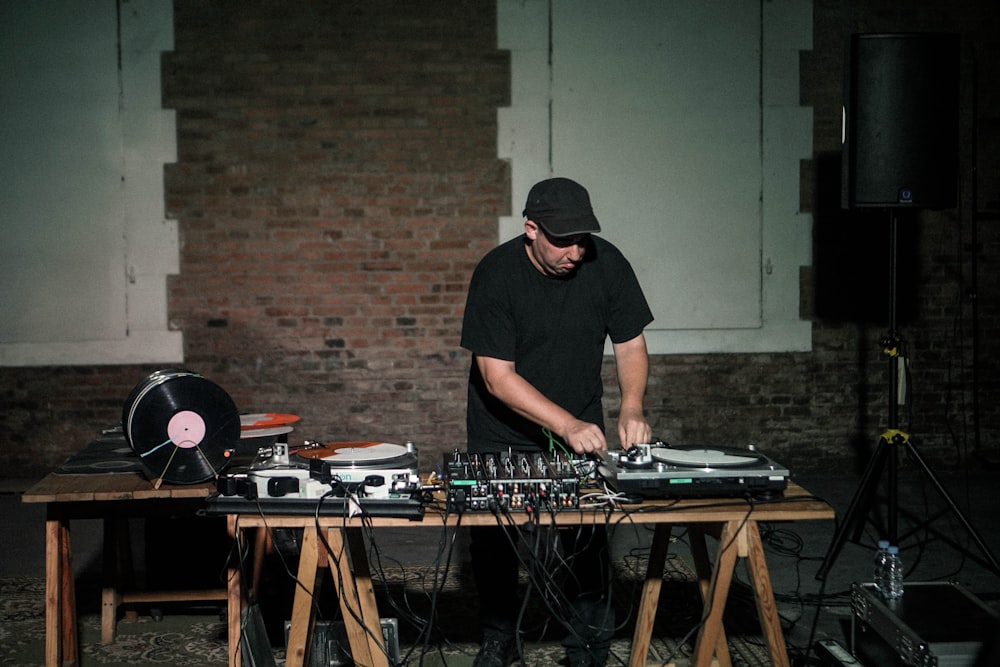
498 0 813 353
0 0 180 366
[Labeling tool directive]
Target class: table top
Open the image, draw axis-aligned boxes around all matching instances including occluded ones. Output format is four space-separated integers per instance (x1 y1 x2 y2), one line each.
231 481 834 529
22 471 834 526
21 472 215 503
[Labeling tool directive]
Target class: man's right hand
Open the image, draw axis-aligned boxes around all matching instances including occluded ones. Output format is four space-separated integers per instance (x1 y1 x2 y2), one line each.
562 419 608 455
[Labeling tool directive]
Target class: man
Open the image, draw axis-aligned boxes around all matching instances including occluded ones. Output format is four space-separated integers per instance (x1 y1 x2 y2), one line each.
461 177 654 667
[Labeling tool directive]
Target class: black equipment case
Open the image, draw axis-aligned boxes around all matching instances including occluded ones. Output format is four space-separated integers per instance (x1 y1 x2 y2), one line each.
851 581 1000 667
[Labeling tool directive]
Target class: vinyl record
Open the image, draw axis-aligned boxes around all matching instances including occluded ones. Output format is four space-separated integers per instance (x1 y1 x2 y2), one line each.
239 425 294 439
650 446 763 469
295 441 418 469
54 437 145 475
122 370 240 484
240 413 301 431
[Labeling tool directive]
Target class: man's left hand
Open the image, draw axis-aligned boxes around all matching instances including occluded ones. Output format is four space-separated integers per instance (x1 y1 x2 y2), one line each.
618 408 651 450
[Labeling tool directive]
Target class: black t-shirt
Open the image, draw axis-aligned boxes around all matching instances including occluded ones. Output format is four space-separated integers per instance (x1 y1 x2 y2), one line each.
461 234 653 452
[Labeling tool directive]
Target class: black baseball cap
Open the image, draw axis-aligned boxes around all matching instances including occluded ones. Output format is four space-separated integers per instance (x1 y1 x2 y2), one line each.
522 177 601 238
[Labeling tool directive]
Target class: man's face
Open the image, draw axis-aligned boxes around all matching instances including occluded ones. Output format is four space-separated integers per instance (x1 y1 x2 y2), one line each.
524 220 589 277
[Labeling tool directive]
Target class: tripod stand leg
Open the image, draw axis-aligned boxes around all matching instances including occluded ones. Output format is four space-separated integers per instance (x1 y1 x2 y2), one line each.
902 441 1000 576
815 437 890 581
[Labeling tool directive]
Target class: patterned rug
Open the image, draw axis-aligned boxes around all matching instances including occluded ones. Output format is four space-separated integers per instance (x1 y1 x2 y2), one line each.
0 552 773 667
0 577 232 667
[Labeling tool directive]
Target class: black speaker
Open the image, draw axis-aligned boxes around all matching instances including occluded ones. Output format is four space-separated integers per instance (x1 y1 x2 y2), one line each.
842 33 960 209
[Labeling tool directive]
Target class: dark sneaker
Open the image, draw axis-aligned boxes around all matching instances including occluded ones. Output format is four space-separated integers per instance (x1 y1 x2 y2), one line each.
472 636 517 667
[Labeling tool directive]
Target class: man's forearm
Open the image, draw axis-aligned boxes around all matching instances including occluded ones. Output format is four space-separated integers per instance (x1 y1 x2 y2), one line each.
614 334 649 413
614 334 651 447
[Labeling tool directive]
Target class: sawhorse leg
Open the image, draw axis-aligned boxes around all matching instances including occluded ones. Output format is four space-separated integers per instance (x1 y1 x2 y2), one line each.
742 521 787 666
101 516 134 644
283 525 389 667
45 516 78 667
226 515 244 667
325 527 386 667
691 520 788 667
689 525 732 667
285 526 321 667
630 523 731 667
629 520 786 667
629 523 671 667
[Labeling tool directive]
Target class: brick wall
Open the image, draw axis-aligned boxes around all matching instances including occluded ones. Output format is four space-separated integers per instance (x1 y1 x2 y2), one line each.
2 0 998 481
161 0 507 448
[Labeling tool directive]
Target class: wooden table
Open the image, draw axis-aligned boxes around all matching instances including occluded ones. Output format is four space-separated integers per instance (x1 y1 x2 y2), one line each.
225 482 834 667
21 472 223 667
22 471 833 667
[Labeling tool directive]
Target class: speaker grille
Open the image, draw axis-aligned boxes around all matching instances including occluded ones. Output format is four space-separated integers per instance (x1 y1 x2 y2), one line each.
842 33 960 209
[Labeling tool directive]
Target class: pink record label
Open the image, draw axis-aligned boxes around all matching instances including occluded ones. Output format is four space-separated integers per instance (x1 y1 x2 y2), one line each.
167 410 206 449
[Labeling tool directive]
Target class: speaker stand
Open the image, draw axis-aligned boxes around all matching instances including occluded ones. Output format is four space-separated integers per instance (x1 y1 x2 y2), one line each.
816 210 1000 581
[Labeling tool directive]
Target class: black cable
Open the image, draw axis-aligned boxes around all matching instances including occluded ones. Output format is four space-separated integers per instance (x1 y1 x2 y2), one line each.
312 485 399 666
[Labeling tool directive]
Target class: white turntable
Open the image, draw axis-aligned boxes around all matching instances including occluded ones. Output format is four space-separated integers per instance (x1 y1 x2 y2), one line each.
293 441 420 499
218 441 421 500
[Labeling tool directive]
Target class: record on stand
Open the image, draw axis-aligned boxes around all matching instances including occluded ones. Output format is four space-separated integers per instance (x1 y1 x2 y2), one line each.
295 441 418 470
240 413 301 431
240 425 294 439
650 445 765 469
122 369 241 485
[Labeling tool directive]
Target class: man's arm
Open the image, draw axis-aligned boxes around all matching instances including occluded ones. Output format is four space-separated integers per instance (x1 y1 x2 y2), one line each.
475 355 609 454
612 333 651 449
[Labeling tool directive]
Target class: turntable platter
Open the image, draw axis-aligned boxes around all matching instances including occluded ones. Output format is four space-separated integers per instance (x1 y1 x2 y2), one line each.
295 441 418 469
650 446 762 468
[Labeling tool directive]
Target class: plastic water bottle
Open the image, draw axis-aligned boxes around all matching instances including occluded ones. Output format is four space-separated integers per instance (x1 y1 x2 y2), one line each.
872 539 890 594
884 545 904 600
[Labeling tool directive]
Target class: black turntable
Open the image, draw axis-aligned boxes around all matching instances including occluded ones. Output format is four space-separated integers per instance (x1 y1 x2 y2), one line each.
599 443 790 499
